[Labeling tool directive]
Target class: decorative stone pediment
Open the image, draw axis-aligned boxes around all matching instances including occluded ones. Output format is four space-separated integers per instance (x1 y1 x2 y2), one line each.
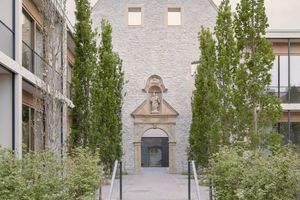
132 75 179 124
131 99 178 120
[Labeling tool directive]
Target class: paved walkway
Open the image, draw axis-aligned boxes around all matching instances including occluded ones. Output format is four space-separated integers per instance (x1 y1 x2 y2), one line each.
100 168 209 200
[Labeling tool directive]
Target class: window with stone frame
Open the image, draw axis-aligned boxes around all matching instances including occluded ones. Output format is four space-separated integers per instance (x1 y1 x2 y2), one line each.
167 7 181 26
128 7 142 26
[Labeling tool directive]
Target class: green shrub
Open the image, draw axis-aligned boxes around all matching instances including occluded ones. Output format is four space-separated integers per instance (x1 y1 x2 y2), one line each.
0 147 103 200
210 146 300 200
65 148 103 199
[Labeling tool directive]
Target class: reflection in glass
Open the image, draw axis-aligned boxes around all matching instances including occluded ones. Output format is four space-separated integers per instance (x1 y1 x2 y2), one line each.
0 21 13 58
22 12 33 47
290 122 300 144
22 105 35 153
279 56 289 103
290 56 300 103
22 42 33 72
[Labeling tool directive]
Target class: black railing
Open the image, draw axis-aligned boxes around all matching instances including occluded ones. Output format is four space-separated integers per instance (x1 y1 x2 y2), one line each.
22 41 63 92
0 20 14 58
267 86 289 103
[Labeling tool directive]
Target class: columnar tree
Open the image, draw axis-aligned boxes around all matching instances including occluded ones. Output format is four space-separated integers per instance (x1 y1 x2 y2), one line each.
214 0 238 145
91 20 124 171
190 0 283 166
189 27 220 167
71 0 97 147
233 0 281 145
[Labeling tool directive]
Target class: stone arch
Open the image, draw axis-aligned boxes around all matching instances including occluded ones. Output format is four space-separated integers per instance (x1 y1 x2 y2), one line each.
135 124 175 143
133 123 177 174
132 75 178 174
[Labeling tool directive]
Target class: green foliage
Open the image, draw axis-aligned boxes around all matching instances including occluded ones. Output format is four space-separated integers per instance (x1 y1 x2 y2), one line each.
214 0 238 145
210 146 300 200
233 0 282 141
189 27 220 167
0 147 103 200
65 148 103 199
189 0 282 166
71 0 97 147
91 20 124 172
71 1 124 172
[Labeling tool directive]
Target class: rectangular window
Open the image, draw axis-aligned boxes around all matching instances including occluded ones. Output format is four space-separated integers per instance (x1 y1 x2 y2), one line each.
22 12 34 47
290 41 300 103
270 40 300 103
279 55 289 103
128 7 142 26
67 62 72 99
22 104 35 153
168 7 181 26
0 0 13 29
22 11 34 72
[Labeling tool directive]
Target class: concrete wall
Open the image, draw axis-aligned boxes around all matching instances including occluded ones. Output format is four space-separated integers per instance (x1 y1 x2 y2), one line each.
0 73 13 148
92 0 217 173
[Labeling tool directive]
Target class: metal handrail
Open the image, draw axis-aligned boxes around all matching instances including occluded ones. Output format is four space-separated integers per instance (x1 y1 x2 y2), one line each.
192 161 201 200
108 160 119 200
188 160 201 200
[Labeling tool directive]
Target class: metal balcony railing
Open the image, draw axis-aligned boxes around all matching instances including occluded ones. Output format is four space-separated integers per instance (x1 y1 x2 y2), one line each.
22 41 63 92
0 20 14 58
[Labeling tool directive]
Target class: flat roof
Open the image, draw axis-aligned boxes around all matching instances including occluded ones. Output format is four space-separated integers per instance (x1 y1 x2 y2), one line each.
266 29 300 39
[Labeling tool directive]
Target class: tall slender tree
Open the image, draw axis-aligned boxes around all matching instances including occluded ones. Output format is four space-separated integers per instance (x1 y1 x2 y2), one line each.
71 0 97 147
189 27 220 167
214 0 238 145
233 0 281 144
91 20 124 171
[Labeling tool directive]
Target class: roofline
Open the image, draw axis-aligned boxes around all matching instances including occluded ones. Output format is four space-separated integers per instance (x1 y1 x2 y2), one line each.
92 0 219 12
266 29 300 39
207 0 219 11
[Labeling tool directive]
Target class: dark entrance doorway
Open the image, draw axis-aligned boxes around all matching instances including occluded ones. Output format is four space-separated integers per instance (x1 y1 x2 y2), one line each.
141 137 169 167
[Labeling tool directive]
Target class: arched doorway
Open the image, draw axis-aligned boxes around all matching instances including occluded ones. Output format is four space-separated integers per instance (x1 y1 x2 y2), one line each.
131 75 178 174
141 129 169 167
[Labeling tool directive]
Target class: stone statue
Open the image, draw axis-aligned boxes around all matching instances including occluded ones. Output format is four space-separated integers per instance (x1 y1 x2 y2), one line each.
150 92 160 113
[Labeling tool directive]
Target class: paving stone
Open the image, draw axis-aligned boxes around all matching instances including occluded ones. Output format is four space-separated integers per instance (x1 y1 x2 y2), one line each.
99 168 209 200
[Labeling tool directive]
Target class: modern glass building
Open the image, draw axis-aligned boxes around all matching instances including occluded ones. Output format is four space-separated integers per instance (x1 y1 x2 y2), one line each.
0 0 75 157
268 32 300 144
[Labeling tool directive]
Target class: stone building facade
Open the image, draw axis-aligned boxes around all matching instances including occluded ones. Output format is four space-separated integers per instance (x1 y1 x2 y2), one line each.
92 0 218 173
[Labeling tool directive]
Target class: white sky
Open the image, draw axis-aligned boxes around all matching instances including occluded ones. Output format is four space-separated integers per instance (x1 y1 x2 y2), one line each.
66 0 300 30
214 0 300 30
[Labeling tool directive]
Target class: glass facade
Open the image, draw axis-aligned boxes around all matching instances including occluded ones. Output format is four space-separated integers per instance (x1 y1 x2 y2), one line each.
0 0 14 58
22 104 35 153
270 39 300 145
269 40 300 103
21 10 63 93
22 11 34 72
0 66 13 149
290 55 300 103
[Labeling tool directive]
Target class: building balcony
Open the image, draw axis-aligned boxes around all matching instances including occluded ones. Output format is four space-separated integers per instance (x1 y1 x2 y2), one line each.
0 20 14 58
22 41 63 92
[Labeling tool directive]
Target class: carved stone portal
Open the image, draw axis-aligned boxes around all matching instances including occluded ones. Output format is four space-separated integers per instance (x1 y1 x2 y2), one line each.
131 75 178 174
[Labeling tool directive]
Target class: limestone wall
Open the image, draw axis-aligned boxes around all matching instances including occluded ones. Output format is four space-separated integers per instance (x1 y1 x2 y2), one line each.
92 0 217 173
